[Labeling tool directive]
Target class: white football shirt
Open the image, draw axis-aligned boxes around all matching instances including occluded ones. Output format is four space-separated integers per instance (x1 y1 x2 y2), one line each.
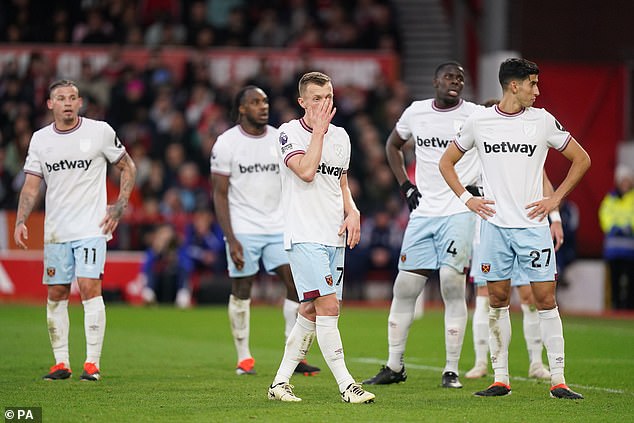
278 118 350 249
395 99 483 217
24 117 127 243
454 105 571 227
210 124 283 234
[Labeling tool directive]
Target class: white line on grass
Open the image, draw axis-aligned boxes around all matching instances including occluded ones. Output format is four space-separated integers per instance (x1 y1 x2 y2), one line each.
354 357 633 395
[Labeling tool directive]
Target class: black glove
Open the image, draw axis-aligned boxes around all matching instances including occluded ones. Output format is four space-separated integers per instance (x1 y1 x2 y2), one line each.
465 185 483 197
400 180 421 212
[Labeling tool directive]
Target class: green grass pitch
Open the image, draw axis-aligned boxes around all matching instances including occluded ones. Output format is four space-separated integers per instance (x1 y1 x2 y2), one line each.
1 303 632 422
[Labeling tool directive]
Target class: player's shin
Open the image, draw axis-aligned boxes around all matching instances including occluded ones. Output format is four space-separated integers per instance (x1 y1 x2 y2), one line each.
488 306 511 385
472 295 490 365
272 314 315 385
316 315 355 392
283 299 300 340
83 296 106 368
47 299 70 367
539 307 566 386
229 295 252 361
440 266 468 373
387 271 427 372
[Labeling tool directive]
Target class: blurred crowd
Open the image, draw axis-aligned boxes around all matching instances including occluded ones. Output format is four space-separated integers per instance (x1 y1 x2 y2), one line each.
0 0 410 301
0 0 401 51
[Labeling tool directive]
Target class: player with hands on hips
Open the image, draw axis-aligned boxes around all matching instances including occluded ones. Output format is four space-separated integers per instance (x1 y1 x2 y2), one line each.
439 58 590 399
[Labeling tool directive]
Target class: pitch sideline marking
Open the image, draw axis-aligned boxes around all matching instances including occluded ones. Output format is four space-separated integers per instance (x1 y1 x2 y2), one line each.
354 357 632 395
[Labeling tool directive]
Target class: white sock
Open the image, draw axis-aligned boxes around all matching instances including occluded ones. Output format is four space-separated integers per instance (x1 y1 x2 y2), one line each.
282 299 300 340
228 295 251 362
489 306 511 385
539 307 566 386
47 299 70 367
414 291 424 319
521 303 544 365
83 296 106 368
316 315 354 392
272 314 315 386
472 295 489 366
386 271 427 372
440 266 467 374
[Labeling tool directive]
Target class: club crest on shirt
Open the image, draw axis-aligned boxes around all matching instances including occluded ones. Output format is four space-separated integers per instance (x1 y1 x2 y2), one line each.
325 274 333 286
523 123 536 137
279 132 288 145
481 263 491 274
46 267 56 277
400 254 407 263
79 138 91 152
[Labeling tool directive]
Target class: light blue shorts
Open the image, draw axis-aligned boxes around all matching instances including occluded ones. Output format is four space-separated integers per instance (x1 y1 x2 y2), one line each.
475 220 557 283
398 212 475 273
43 237 107 284
472 256 530 287
226 233 289 278
286 243 344 302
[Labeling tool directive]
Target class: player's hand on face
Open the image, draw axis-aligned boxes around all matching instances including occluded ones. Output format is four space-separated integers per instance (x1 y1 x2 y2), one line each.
308 97 336 135
13 223 28 249
526 196 560 221
466 197 496 219
339 210 361 248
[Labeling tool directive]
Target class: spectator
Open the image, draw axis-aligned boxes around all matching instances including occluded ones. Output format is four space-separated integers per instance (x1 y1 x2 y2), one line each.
177 208 226 307
185 1 212 46
175 161 208 213
555 199 579 287
249 8 288 47
144 12 186 47
206 0 244 30
599 164 634 310
73 8 115 44
0 146 17 209
141 223 185 305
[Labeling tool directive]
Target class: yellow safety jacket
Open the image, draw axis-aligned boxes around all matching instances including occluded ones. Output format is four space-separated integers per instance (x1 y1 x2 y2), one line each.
598 189 634 259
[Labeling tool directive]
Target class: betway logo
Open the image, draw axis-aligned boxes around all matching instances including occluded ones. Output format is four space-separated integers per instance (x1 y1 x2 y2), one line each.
238 163 279 174
483 141 536 157
45 159 92 172
317 163 344 179
416 136 451 148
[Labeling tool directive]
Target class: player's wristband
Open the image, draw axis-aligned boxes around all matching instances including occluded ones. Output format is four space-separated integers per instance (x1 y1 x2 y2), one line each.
459 191 473 204
549 211 562 223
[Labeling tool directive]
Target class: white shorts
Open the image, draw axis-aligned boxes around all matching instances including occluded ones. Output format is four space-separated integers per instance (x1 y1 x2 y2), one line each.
43 237 107 284
476 220 557 283
226 233 288 278
398 212 475 273
286 243 345 302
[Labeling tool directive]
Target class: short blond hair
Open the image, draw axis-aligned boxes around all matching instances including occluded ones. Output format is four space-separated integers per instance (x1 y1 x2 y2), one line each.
298 71 331 97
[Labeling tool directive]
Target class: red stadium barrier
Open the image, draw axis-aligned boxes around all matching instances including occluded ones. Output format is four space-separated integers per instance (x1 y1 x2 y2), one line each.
0 45 399 90
0 250 145 304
